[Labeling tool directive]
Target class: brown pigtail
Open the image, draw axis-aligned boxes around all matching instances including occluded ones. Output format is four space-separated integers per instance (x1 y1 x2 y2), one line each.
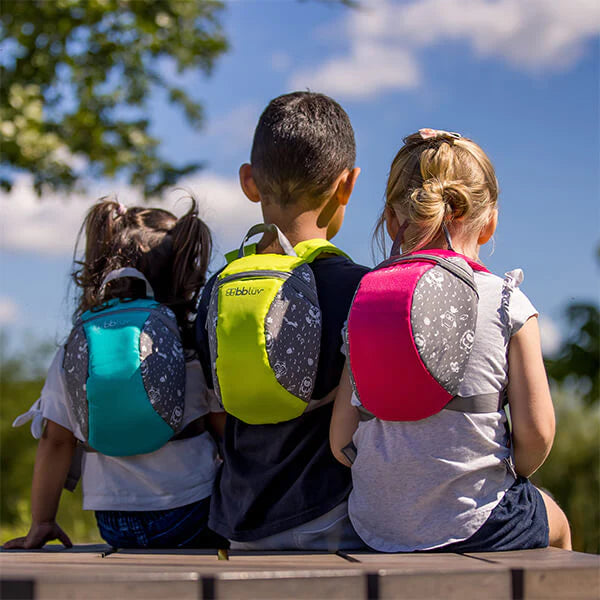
167 198 213 345
73 199 129 315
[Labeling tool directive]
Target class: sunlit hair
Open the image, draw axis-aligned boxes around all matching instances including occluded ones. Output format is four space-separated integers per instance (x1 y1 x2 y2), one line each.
72 196 212 346
374 131 498 256
250 91 356 208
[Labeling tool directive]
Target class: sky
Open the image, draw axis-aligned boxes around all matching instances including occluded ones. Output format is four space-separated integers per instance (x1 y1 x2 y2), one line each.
1 0 599 362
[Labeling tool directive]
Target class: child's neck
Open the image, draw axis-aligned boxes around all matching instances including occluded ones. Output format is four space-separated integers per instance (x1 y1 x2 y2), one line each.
421 234 481 262
257 205 328 253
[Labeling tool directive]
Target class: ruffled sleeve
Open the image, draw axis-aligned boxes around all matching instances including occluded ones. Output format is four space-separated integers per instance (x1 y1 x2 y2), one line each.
500 269 538 339
12 347 77 438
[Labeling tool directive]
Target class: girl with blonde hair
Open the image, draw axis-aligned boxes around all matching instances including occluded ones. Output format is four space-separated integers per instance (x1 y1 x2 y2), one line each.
331 129 571 552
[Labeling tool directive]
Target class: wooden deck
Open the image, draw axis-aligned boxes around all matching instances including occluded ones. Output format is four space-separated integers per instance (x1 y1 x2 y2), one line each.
1 545 598 599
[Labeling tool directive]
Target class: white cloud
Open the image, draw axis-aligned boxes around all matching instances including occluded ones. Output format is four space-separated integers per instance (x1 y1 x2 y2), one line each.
0 297 20 325
0 173 261 261
177 173 262 258
206 103 260 157
289 0 600 99
291 42 420 100
538 315 562 357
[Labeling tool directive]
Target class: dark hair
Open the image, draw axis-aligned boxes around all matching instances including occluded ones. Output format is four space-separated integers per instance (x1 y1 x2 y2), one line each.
72 197 212 346
250 91 356 207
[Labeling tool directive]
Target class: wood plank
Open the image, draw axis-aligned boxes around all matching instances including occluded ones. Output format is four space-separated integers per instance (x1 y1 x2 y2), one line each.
100 549 357 571
212 569 366 600
2 573 200 600
0 544 111 554
346 552 511 600
464 549 600 600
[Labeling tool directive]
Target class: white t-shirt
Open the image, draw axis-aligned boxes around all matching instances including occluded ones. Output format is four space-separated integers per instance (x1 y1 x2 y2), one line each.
17 348 222 511
348 269 538 552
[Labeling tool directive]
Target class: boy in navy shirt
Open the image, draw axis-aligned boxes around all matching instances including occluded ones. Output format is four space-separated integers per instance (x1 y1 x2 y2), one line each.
195 91 368 549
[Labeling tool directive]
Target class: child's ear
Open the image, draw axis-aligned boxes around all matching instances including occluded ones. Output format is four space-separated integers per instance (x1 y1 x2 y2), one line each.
478 208 498 245
334 167 361 206
239 163 261 203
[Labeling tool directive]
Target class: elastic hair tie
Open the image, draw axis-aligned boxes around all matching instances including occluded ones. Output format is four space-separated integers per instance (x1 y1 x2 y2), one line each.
116 202 127 216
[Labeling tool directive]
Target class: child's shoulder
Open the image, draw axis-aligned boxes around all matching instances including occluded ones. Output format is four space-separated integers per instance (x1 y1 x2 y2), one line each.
474 268 530 298
311 253 370 278
310 254 370 297
474 268 537 334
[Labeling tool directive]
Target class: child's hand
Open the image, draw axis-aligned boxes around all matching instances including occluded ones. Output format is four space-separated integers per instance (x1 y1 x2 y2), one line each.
3 521 72 550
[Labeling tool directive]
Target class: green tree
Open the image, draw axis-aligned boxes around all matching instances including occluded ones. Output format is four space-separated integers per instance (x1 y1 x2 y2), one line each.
532 391 600 554
0 336 100 543
0 0 355 198
545 303 599 406
0 0 228 197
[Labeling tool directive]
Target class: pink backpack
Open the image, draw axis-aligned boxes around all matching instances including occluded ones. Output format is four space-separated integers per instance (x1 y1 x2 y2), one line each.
346 248 501 421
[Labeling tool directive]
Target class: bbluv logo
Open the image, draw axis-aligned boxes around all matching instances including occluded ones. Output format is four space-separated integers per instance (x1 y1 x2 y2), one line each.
225 286 265 297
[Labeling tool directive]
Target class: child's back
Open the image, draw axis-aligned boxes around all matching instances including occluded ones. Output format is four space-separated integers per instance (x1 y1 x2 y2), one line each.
196 92 368 548
349 268 538 551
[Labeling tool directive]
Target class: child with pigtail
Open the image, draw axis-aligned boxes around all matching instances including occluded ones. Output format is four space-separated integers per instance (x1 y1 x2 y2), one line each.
4 198 226 550
331 129 572 553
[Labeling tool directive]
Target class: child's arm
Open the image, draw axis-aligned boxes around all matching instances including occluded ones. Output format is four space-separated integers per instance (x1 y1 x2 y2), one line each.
330 363 360 467
3 420 76 549
208 412 226 439
507 316 555 478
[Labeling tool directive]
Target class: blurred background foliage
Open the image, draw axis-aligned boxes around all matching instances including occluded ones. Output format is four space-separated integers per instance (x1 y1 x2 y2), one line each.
0 335 101 543
0 0 228 197
0 0 352 198
1 296 599 551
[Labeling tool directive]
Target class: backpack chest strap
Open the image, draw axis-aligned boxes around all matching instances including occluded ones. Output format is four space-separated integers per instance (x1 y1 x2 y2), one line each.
357 391 507 422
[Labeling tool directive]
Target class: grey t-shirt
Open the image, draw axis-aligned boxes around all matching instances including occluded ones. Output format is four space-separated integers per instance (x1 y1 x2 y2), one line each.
348 269 537 552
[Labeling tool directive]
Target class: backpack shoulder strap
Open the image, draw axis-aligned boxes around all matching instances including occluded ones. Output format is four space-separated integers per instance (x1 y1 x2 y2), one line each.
225 244 257 264
294 239 350 263
224 223 298 264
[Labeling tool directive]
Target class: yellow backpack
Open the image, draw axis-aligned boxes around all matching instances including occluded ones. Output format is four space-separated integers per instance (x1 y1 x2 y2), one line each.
207 223 348 424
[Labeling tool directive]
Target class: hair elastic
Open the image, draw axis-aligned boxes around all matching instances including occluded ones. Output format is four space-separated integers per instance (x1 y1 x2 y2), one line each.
116 202 127 216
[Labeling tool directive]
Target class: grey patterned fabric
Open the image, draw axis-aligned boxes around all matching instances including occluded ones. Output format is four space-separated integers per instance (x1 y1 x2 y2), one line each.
411 259 478 395
63 326 90 439
206 288 222 405
139 307 186 431
265 264 321 402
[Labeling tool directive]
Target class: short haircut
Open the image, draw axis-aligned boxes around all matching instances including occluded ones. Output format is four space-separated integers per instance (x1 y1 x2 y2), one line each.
250 91 356 207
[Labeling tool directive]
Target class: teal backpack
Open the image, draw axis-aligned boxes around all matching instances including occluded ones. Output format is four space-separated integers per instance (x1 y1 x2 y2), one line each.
63 268 187 457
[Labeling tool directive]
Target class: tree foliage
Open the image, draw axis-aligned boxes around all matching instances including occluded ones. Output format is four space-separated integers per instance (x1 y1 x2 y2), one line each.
0 0 228 197
545 302 599 406
0 336 100 543
533 391 599 554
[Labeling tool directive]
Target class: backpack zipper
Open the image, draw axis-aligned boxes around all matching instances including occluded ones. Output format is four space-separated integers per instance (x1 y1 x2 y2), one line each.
78 307 180 337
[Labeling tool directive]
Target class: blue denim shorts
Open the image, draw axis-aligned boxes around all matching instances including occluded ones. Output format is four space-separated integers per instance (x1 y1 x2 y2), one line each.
95 497 228 549
425 477 549 553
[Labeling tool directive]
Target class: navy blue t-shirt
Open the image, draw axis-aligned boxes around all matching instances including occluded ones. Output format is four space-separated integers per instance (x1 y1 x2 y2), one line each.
195 254 369 541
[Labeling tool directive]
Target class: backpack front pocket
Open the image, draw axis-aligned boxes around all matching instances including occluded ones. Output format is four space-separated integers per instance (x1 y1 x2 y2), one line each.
209 265 321 424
